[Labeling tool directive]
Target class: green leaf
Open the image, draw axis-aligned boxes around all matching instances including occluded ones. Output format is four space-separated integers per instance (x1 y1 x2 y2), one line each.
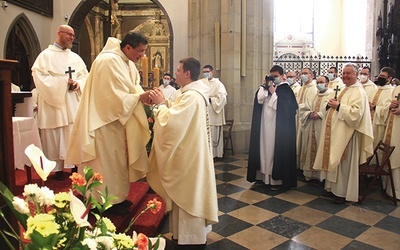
0 181 28 229
0 229 17 250
83 166 94 181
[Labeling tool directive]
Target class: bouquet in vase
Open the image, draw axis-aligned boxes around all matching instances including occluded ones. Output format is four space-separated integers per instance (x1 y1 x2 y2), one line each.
0 144 164 250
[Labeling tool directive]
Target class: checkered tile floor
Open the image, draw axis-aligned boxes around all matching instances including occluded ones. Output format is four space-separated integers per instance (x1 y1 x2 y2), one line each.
160 154 400 249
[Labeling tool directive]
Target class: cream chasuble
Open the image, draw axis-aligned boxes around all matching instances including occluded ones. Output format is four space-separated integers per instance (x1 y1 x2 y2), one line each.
313 83 373 201
328 77 345 91
369 84 393 146
147 78 218 227
362 80 378 99
297 81 318 169
66 37 150 203
299 89 332 180
382 85 400 198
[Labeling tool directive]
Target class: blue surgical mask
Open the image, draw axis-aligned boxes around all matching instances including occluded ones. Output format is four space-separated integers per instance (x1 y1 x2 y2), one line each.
327 73 335 81
274 77 282 84
300 75 309 83
287 78 294 85
203 72 211 79
317 83 327 92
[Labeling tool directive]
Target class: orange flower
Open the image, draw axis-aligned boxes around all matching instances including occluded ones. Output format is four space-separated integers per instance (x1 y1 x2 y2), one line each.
69 173 86 186
148 117 154 123
147 198 162 214
92 172 103 182
136 233 148 250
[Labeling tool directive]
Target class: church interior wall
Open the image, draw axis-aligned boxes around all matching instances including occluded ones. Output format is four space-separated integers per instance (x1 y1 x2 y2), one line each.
0 0 390 154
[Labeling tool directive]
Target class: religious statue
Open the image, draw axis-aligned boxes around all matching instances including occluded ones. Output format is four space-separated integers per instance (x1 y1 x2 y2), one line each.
111 0 121 39
152 50 163 69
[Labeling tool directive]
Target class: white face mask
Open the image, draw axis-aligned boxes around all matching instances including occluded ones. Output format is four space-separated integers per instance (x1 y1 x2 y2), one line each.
163 79 170 85
287 78 294 85
359 75 369 82
274 77 282 84
203 72 211 79
317 83 327 92
300 75 309 83
327 73 335 81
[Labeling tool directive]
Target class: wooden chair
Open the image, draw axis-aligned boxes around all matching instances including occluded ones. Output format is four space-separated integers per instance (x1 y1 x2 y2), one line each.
223 119 234 156
359 140 397 205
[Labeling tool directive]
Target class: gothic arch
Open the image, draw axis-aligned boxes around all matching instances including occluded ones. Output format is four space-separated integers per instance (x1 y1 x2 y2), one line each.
4 13 41 90
68 0 174 70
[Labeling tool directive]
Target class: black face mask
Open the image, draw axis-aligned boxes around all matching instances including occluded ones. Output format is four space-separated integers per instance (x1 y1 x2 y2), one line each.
376 77 387 86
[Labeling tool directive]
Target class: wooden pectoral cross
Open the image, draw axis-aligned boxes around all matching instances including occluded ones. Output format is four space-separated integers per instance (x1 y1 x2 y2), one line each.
65 66 75 90
333 86 340 99
395 93 400 101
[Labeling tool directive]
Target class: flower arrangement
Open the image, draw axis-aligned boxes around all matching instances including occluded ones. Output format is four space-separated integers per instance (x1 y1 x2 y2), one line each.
0 144 164 250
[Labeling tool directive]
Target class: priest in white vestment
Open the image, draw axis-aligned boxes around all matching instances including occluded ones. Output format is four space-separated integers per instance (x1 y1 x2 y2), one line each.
202 64 228 159
159 73 176 102
297 68 318 169
31 25 88 180
369 67 394 147
299 76 331 181
66 32 151 214
382 85 400 199
360 66 378 99
147 57 218 248
327 66 345 91
288 71 302 102
313 64 373 204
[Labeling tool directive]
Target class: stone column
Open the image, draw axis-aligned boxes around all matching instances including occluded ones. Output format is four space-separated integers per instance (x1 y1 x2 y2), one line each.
188 0 274 154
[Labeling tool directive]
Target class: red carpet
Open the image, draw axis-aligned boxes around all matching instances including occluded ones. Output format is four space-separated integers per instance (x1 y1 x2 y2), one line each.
14 168 166 236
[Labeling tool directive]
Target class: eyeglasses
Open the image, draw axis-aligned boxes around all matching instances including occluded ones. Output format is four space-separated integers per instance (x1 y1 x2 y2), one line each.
135 48 146 54
60 31 75 38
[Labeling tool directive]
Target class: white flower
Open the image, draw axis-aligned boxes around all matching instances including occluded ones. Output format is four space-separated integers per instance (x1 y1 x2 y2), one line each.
69 191 91 227
12 197 30 215
82 238 98 250
23 183 40 201
24 144 56 181
37 186 55 206
95 235 115 249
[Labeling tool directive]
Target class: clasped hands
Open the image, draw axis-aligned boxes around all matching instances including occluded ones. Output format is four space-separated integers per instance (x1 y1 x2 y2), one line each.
139 88 165 105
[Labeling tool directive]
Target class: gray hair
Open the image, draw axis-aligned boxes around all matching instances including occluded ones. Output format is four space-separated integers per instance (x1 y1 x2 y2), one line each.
343 63 359 74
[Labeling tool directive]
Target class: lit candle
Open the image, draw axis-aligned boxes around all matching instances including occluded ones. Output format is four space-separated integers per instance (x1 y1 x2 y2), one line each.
154 66 160 88
142 54 148 87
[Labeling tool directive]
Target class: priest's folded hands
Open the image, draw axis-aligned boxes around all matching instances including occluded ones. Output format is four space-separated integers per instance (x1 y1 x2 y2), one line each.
149 88 165 105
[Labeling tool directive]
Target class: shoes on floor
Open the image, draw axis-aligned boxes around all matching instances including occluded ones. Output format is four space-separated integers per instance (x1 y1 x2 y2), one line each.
333 197 346 204
322 191 335 197
270 185 282 191
176 243 207 250
54 171 65 181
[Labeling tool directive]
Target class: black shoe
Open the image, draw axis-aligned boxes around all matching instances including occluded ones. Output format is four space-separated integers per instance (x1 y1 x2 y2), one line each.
322 191 335 197
54 171 65 181
333 197 346 204
176 243 206 250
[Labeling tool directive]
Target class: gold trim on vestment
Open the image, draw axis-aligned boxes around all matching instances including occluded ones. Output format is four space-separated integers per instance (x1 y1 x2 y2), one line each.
310 95 323 169
384 113 394 145
321 88 349 171
370 89 383 120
